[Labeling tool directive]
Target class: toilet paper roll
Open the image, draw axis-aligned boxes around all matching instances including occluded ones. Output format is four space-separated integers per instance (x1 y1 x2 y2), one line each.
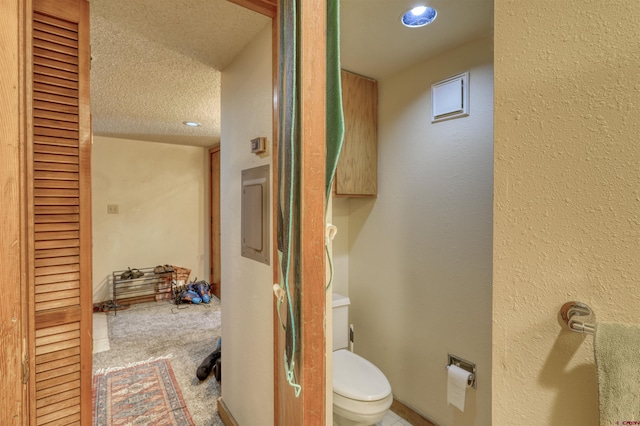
447 365 472 412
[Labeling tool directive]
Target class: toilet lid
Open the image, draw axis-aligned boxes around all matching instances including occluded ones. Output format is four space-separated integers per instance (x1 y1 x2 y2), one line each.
333 349 391 401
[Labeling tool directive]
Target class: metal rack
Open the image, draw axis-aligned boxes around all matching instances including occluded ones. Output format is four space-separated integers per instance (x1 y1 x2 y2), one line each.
112 267 172 312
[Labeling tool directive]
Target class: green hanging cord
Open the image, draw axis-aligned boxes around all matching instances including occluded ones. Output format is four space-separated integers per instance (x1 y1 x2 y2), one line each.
325 0 344 293
284 350 302 397
278 0 300 397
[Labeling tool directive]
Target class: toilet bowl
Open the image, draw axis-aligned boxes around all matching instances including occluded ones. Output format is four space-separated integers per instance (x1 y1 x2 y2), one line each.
333 349 393 426
332 293 393 426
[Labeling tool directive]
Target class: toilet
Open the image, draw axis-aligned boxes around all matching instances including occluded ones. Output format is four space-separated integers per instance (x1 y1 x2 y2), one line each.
332 293 393 426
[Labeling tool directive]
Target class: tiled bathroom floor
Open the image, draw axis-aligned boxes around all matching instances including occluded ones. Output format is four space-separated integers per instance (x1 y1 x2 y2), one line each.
376 411 412 426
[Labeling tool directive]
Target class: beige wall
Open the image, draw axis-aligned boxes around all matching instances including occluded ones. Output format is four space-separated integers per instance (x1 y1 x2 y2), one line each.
337 37 493 425
494 0 640 424
219 23 274 425
92 136 208 303
331 197 350 296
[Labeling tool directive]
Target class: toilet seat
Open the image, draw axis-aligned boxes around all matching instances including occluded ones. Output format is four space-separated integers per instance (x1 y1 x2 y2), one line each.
333 349 391 401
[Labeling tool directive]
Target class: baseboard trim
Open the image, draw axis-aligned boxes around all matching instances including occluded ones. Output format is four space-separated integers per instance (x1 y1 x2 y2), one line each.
217 395 431 426
217 397 239 426
391 398 436 426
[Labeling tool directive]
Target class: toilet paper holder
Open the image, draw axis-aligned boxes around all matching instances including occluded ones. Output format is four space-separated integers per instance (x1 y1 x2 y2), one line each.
446 354 477 389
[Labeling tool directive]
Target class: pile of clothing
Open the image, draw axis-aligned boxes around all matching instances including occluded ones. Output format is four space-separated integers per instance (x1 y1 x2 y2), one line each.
175 279 212 304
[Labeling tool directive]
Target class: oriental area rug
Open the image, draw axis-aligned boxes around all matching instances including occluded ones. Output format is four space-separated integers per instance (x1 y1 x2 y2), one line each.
93 357 195 426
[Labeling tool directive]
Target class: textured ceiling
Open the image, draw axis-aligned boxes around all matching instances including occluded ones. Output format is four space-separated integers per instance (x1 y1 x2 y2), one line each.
340 0 494 80
90 0 493 147
90 0 270 146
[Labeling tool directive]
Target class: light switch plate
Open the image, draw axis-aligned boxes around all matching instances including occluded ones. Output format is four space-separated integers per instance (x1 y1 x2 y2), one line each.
250 137 266 154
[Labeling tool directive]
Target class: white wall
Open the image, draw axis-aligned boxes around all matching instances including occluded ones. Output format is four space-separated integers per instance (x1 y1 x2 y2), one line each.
220 23 274 425
339 37 493 425
493 0 640 423
92 136 208 303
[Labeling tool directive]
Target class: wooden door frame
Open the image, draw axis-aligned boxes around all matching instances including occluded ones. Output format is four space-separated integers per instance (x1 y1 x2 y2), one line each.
270 0 327 424
296 0 327 423
0 0 29 423
209 145 221 298
226 0 327 424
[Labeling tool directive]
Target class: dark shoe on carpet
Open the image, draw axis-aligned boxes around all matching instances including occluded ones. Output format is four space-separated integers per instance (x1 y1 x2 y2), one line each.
213 358 221 382
196 345 221 381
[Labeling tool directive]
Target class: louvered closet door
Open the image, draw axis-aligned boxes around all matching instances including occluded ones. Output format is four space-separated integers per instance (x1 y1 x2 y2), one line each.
30 0 92 424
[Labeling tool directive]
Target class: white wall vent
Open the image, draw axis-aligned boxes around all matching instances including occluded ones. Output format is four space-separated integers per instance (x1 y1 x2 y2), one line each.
431 72 469 123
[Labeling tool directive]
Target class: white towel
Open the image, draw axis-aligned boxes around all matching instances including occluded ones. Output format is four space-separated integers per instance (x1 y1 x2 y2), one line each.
594 322 640 425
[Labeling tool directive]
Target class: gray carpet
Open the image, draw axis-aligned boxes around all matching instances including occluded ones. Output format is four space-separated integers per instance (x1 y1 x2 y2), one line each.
93 299 224 426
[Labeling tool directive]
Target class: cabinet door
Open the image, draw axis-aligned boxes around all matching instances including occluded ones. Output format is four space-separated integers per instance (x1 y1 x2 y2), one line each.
30 0 92 424
335 70 378 197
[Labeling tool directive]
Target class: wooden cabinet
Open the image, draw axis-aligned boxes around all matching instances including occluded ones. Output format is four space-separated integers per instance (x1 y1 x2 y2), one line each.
335 70 378 197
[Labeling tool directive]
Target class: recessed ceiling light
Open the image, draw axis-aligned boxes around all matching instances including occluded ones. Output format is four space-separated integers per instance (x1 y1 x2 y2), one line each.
401 5 437 28
183 121 201 127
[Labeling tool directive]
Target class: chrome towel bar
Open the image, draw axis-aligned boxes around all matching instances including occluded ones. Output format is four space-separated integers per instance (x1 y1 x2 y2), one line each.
560 301 595 335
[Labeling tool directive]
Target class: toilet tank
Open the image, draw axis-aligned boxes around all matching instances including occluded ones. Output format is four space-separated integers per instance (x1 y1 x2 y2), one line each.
332 293 350 350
